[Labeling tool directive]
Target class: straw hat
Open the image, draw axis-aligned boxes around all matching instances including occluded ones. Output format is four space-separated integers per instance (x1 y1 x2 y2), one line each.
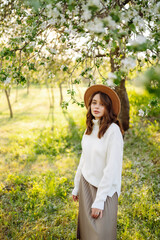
84 84 121 116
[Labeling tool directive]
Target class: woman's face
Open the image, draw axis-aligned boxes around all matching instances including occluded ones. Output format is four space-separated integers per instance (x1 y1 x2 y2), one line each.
91 93 105 120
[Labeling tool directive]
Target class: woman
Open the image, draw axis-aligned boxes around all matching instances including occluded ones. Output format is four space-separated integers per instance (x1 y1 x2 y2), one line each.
72 84 124 240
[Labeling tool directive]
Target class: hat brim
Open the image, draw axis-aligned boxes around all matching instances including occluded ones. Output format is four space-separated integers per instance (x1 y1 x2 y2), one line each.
84 84 121 116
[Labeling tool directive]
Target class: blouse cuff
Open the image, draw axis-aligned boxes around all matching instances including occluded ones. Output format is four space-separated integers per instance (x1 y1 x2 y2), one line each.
91 200 104 210
72 187 79 196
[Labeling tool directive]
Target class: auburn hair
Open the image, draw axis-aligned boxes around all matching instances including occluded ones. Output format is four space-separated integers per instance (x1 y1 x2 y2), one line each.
85 91 124 138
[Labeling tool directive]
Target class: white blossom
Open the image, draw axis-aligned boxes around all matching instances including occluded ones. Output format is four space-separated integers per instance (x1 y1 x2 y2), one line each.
3 0 9 5
53 8 60 18
108 72 117 79
153 2 160 15
40 22 47 30
50 48 57 54
56 2 62 9
73 8 79 16
121 57 136 71
46 4 52 10
88 0 101 7
30 41 36 47
48 7 59 18
86 18 105 33
107 72 117 87
82 8 92 21
60 65 65 70
4 77 11 85
48 18 56 25
105 16 117 29
138 109 144 117
106 79 116 87
121 11 130 24
127 8 138 18
133 16 146 30
60 14 66 24
128 35 147 46
64 25 77 36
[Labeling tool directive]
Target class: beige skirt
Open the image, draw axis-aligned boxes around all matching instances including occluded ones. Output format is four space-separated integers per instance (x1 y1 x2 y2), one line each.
77 175 118 240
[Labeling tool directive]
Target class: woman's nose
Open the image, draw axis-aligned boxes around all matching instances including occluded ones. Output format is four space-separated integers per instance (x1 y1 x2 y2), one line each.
95 104 100 108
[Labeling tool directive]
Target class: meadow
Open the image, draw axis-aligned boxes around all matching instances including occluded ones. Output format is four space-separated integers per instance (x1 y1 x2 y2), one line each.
0 85 159 240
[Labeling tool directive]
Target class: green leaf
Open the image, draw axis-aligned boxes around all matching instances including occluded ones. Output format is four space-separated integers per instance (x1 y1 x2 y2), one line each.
17 19 22 24
63 66 68 71
88 5 99 12
27 63 36 71
68 4 76 11
110 12 120 22
61 101 69 109
73 79 81 84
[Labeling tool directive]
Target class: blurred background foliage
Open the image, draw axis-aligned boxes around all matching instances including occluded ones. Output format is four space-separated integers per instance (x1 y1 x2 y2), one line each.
0 85 159 239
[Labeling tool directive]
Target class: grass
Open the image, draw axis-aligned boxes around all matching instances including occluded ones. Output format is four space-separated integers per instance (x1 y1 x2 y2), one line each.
0 84 159 239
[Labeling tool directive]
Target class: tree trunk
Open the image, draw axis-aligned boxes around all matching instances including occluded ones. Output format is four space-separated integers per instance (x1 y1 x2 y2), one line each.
50 86 54 131
115 79 129 131
15 84 18 102
59 83 63 105
109 48 129 131
4 89 13 118
27 78 30 95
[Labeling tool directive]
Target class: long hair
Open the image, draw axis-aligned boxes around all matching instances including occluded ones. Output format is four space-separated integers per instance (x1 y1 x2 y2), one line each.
85 91 124 138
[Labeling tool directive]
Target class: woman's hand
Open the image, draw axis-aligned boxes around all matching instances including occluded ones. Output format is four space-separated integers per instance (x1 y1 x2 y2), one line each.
91 208 103 219
72 195 79 202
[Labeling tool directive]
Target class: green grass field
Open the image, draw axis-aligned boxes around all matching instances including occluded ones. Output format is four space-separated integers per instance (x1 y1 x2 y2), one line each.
0 85 159 239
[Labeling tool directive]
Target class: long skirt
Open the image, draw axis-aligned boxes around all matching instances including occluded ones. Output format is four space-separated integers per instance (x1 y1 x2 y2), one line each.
77 175 118 240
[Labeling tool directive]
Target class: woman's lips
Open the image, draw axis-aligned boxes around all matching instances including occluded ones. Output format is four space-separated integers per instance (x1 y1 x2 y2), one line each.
93 111 100 114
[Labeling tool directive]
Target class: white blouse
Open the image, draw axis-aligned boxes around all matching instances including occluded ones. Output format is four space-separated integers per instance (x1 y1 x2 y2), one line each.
72 119 124 210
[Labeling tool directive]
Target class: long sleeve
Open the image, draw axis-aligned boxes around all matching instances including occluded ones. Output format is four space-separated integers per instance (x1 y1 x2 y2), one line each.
72 151 85 196
91 131 123 210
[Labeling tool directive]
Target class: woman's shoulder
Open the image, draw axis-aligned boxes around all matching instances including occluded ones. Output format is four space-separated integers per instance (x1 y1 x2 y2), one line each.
108 122 120 132
81 129 87 139
106 123 123 139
